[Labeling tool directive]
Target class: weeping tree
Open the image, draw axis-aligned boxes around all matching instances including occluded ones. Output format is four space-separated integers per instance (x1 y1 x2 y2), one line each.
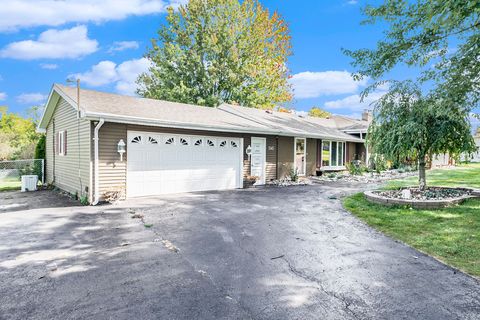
138 0 292 108
368 82 476 190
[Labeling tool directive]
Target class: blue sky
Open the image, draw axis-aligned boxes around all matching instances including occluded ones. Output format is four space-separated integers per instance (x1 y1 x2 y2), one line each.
0 0 477 128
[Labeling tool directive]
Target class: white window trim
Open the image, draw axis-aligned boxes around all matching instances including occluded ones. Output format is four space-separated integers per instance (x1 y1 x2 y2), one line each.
294 137 307 176
58 130 65 156
321 140 345 169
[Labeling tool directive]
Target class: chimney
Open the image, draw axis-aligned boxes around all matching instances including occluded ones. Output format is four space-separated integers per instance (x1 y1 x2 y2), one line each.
362 109 372 122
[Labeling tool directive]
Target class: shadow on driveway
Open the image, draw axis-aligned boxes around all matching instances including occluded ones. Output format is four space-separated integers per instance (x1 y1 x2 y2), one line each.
0 185 479 319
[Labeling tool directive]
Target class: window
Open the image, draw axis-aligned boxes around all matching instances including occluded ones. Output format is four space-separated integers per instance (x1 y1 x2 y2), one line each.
338 142 344 166
165 137 175 145
148 136 158 144
180 138 189 146
220 140 227 147
230 141 238 148
131 135 142 144
58 131 66 156
322 141 330 166
194 139 203 146
322 141 345 167
207 139 215 147
331 142 337 166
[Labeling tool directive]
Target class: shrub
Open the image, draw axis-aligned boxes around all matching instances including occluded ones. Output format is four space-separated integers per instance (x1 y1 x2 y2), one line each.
347 161 364 175
289 167 299 182
79 195 89 206
34 135 46 159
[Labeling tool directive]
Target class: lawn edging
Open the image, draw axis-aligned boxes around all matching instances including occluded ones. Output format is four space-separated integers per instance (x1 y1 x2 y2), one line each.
364 188 479 209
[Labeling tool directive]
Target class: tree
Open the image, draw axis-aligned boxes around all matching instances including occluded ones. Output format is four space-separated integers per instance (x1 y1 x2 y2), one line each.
0 107 39 160
343 0 480 111
137 0 292 109
34 135 46 160
367 82 476 190
308 107 331 118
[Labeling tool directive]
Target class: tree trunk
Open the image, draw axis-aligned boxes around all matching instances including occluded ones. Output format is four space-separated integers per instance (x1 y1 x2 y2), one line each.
418 156 427 191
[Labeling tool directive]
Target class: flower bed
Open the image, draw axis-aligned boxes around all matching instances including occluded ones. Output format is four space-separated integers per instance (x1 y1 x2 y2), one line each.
268 178 312 187
365 187 478 209
310 169 417 184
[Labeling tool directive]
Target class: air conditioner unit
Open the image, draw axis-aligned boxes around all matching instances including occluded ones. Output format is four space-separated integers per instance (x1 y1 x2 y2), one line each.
21 175 38 192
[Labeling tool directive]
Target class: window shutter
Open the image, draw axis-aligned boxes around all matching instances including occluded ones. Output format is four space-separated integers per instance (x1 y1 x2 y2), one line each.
64 131 67 156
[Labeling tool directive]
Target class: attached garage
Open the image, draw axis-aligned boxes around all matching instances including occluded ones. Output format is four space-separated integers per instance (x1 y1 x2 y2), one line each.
126 131 243 197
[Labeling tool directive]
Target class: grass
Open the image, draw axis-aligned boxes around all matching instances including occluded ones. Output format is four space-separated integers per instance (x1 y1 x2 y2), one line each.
0 178 21 191
387 163 480 190
343 163 480 277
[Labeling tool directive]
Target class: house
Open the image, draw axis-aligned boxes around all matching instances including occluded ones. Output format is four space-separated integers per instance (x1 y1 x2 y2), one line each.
37 84 366 204
461 129 480 163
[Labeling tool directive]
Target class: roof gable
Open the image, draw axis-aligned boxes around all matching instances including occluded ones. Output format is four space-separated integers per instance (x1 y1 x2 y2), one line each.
37 84 79 132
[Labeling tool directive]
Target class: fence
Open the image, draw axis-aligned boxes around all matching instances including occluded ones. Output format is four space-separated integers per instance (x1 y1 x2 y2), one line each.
0 159 45 189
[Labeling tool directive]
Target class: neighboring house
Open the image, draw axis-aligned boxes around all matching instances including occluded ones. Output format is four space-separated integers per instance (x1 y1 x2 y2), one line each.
461 130 480 163
438 130 480 165
474 133 480 162
431 153 455 168
37 84 365 203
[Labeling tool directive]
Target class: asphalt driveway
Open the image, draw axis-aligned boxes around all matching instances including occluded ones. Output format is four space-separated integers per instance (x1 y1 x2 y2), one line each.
0 183 479 319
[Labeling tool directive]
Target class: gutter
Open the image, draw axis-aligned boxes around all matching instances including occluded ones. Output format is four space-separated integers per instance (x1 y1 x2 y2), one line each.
92 118 105 205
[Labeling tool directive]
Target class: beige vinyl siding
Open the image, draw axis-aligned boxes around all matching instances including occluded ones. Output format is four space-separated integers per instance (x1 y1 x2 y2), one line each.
346 142 356 163
306 138 317 176
45 98 91 197
97 123 278 196
97 122 127 195
277 136 294 179
265 136 277 181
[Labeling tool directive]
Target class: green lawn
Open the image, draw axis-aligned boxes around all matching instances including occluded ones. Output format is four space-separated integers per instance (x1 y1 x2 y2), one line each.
0 178 21 191
343 163 480 277
387 163 480 189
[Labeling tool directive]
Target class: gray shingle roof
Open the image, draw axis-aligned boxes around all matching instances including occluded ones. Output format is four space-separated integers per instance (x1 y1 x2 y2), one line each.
49 84 364 142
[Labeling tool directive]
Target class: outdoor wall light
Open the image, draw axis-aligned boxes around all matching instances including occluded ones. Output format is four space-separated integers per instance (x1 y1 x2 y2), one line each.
117 139 126 161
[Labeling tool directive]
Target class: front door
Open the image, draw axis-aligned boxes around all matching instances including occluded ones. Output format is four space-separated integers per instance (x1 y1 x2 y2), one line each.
250 137 266 184
295 138 306 176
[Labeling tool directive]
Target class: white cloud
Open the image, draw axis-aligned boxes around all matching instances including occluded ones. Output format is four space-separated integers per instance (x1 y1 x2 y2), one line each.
347 0 358 4
0 92 6 101
108 41 140 53
290 71 368 99
16 93 48 104
324 90 387 111
0 25 98 60
0 0 188 32
70 58 151 95
40 63 58 70
71 61 118 87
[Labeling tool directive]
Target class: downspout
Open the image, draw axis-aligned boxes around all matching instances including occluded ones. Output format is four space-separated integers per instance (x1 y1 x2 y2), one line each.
92 118 105 205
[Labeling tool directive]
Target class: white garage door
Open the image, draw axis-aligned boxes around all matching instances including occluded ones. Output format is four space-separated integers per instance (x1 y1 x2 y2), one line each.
126 131 243 197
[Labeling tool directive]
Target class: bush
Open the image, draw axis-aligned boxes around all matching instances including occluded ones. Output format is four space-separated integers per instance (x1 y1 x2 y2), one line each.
34 135 46 159
347 161 364 175
79 195 89 206
289 167 299 182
